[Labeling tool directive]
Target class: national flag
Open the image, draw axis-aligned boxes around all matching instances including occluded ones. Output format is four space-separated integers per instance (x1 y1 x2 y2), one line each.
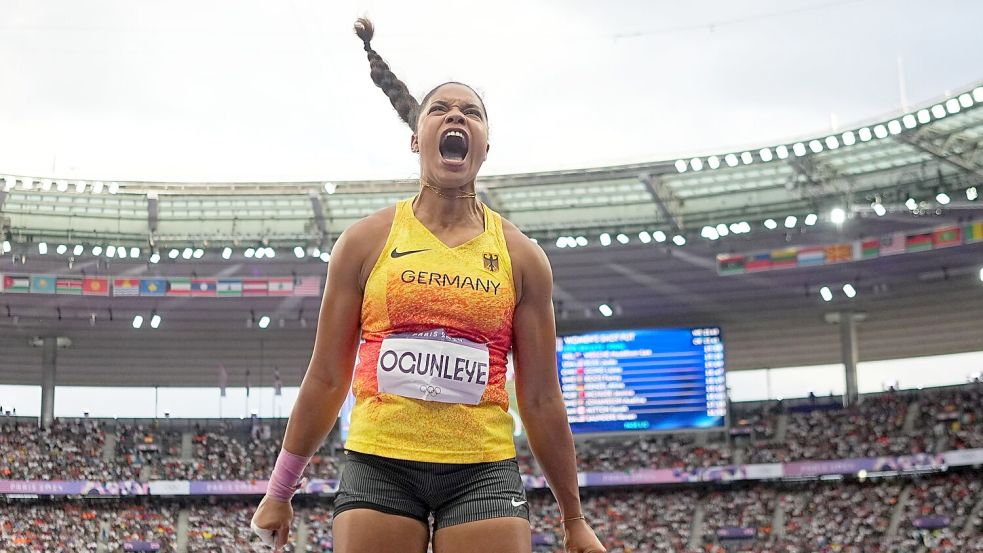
293 276 322 296
852 238 879 260
965 222 983 243
113 278 140 297
242 279 268 297
770 247 798 269
879 232 906 256
906 232 933 252
273 367 282 396
140 278 167 297
218 364 228 397
167 277 191 296
796 246 825 267
31 275 56 294
824 244 852 263
267 277 294 296
56 277 83 295
932 226 961 248
191 279 217 297
82 277 110 296
2 274 30 293
217 279 243 298
744 252 771 272
716 255 744 275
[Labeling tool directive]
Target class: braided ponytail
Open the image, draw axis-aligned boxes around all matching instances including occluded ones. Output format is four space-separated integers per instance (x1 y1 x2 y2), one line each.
354 18 421 132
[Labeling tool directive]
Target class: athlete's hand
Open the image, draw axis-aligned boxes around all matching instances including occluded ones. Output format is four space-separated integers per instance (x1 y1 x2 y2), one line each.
563 519 607 553
250 493 294 551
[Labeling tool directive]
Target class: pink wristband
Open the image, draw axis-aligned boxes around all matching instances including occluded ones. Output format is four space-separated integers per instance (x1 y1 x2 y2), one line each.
267 448 312 502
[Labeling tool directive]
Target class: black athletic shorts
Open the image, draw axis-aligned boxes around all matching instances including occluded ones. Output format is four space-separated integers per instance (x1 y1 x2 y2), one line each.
333 449 530 529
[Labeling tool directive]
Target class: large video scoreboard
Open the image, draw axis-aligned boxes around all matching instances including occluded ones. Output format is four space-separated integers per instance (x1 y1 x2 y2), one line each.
557 327 726 434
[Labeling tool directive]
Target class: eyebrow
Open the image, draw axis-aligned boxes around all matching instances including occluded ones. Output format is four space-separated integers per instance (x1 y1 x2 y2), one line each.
431 100 482 111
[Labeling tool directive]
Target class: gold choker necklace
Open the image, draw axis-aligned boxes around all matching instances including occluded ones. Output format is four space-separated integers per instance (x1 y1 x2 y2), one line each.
422 181 477 199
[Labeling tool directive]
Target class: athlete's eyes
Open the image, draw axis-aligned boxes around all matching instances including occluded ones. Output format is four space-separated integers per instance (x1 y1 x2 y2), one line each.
428 104 447 114
465 109 483 119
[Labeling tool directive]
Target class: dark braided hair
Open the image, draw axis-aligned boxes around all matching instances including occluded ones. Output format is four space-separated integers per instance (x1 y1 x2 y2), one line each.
354 18 487 133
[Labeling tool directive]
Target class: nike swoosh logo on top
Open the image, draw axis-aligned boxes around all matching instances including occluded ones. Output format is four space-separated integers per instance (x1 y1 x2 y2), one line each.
511 498 527 507
391 247 430 258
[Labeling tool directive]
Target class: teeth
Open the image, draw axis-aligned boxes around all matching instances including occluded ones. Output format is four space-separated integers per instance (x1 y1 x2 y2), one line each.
446 130 465 139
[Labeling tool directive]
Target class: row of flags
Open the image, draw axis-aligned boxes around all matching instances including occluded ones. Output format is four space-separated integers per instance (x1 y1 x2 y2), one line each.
0 274 322 297
717 222 983 275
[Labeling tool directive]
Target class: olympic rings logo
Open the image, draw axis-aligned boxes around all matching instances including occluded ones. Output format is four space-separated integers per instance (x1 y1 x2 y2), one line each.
419 384 442 396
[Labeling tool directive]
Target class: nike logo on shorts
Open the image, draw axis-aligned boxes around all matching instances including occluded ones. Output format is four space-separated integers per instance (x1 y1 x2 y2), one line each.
391 247 430 258
511 498 527 507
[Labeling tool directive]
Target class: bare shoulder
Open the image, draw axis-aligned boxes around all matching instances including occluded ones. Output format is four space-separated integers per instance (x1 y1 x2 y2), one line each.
335 205 398 289
500 216 551 303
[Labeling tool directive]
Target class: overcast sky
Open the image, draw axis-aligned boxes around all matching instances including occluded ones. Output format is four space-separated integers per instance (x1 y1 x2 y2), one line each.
0 0 980 183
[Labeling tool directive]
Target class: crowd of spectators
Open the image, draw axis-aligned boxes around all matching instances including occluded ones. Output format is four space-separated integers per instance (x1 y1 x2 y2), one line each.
701 485 778 547
575 434 732 473
0 502 104 551
186 500 298 552
919 385 983 451
887 472 982 553
104 503 177 551
0 419 138 481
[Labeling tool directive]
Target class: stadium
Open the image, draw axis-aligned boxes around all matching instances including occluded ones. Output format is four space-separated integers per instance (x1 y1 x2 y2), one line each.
2 3 983 553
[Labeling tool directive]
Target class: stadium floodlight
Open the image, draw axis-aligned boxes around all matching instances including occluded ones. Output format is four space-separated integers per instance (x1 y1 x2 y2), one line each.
150 313 161 329
804 213 818 226
936 192 950 205
724 153 739 167
652 231 667 243
792 142 807 156
311 247 321 258
707 155 720 169
825 136 839 150
931 104 946 118
820 286 833 302
784 215 797 228
974 87 983 103
168 248 179 259
616 233 629 244
905 197 918 211
38 242 48 255
830 208 846 224
222 247 232 259
117 246 127 259
980 267 983 283
132 315 144 329
690 158 703 172
56 244 68 255
916 109 931 124
181 248 192 260
902 114 917 129
244 248 255 258
1 240 9 253
843 284 857 298
193 248 204 259
74 181 86 193
266 247 276 258
729 223 741 234
841 131 856 146
701 226 719 240
575 236 588 247
130 247 140 258
108 182 120 194
92 181 104 194
674 160 687 173
258 315 271 329
638 231 651 244
716 223 729 237
945 98 960 114
56 180 68 192
599 233 612 246
808 140 823 153
294 246 305 258
872 202 886 216
255 247 266 259
324 182 337 194
107 245 118 257
73 245 84 256
740 152 753 165
598 304 613 317
671 235 686 246
887 120 902 135
858 127 873 142
149 252 160 264
968 187 979 201
555 237 567 248
873 124 888 139
764 218 778 230
758 148 773 162
319 252 331 262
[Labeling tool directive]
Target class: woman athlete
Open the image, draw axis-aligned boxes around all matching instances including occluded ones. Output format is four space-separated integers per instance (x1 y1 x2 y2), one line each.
251 18 606 553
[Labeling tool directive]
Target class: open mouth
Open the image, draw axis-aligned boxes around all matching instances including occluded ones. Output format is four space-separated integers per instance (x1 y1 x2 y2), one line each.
439 129 469 162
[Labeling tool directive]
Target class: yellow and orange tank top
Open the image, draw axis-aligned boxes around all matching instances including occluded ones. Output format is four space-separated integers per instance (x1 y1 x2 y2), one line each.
344 197 517 463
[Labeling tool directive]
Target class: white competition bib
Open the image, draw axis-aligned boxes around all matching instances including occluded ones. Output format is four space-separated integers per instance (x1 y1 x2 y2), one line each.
377 329 490 405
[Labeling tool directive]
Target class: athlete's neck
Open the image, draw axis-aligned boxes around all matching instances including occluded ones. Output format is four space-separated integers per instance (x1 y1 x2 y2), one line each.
413 181 483 232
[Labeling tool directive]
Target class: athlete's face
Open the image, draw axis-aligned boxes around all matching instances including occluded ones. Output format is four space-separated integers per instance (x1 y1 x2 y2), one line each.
411 83 489 188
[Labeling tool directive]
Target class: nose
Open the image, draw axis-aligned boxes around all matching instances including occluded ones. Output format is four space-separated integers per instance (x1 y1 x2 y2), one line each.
444 110 466 126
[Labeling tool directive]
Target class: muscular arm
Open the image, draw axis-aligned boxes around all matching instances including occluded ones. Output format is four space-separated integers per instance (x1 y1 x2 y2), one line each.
280 225 366 456
511 240 583 520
